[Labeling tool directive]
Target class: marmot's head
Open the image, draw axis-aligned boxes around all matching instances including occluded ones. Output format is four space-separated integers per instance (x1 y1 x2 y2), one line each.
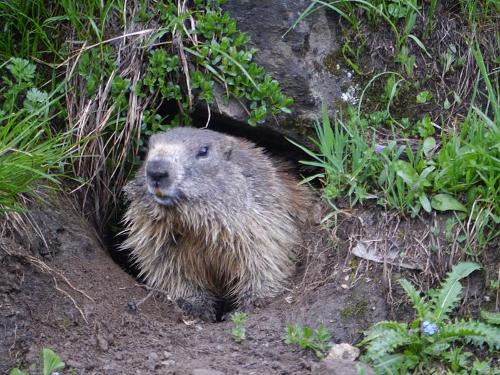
144 128 237 207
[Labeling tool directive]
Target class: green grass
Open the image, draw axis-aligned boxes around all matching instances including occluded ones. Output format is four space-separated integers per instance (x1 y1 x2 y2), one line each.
0 58 74 213
295 92 498 240
0 0 65 61
0 108 72 212
289 103 377 207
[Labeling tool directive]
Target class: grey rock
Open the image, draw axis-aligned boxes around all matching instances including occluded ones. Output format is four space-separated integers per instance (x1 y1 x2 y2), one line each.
326 343 360 361
311 359 376 375
145 352 160 371
221 1 351 132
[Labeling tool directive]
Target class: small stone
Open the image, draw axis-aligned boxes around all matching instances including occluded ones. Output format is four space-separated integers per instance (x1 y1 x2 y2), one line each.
191 369 225 375
145 352 160 371
127 301 138 311
326 343 360 361
96 333 109 352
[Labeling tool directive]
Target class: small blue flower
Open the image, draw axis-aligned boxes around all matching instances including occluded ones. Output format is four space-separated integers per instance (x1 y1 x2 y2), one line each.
421 321 439 336
375 144 386 154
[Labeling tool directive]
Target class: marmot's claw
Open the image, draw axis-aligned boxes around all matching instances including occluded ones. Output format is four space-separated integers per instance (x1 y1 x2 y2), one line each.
176 296 216 322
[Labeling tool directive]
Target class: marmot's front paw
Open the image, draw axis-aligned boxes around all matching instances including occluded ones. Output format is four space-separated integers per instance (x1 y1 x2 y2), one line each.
176 296 216 322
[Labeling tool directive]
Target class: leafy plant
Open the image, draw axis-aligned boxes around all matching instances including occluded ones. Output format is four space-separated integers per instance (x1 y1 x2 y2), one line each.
10 348 65 375
230 311 248 343
76 0 293 129
415 115 435 137
360 262 500 374
285 324 332 359
416 91 432 104
0 58 73 213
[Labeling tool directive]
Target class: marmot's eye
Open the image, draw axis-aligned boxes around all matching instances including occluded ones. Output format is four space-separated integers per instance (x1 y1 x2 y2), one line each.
196 146 209 158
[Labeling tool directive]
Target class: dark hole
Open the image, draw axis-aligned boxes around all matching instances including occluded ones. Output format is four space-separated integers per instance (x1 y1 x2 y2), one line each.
215 297 238 322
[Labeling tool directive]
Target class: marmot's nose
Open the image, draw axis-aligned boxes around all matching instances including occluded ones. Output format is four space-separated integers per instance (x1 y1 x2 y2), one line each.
146 160 170 183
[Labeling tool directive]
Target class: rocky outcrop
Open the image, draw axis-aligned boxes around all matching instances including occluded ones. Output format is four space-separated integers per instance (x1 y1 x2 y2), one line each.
221 1 352 135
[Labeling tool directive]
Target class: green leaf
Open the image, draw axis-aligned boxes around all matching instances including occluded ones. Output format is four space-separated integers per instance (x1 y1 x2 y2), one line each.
437 319 500 350
42 348 65 375
408 34 432 58
422 137 436 158
395 160 418 186
372 353 418 373
7 58 36 83
399 279 429 320
431 262 481 322
364 327 413 358
419 193 431 213
9 369 28 375
431 194 467 212
416 91 432 104
480 311 500 326
361 321 408 344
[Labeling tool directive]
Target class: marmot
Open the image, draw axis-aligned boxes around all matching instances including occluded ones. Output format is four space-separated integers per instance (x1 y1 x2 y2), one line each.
121 128 310 320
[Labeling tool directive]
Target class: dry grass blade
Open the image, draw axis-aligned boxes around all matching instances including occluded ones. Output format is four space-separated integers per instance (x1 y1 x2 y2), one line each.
65 5 156 228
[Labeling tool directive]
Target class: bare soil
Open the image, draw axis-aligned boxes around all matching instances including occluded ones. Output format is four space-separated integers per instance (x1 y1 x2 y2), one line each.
1 198 494 374
0 198 388 375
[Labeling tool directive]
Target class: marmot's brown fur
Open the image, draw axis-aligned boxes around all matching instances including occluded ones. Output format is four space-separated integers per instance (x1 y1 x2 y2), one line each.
121 128 310 320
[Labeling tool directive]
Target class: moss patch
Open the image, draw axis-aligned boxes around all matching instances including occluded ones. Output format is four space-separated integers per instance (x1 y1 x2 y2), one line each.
340 298 369 320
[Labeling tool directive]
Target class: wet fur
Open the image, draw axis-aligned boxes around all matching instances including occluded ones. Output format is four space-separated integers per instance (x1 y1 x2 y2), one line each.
121 128 310 318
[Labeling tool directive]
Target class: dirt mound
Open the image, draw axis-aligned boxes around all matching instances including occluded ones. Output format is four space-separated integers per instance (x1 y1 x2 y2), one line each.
0 198 394 374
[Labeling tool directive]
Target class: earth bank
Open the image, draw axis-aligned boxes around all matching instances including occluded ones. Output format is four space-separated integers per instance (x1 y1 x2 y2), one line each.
1 199 393 374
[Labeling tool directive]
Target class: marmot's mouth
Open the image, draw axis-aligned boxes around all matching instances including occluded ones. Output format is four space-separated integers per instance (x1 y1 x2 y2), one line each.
149 187 183 207
153 195 177 207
